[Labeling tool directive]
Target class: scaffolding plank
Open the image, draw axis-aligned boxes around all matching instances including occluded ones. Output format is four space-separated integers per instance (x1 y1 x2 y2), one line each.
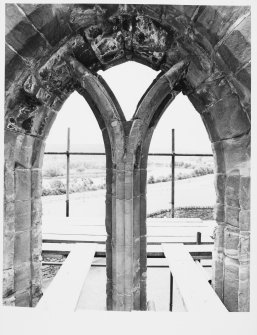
37 243 96 311
162 243 227 312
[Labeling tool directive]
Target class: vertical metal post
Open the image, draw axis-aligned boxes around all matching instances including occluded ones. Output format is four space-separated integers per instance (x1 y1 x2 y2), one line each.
66 128 70 217
196 232 202 245
169 273 173 311
171 129 175 218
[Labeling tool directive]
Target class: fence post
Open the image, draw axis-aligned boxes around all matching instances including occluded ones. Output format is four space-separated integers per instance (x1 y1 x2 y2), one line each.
171 129 175 218
66 128 70 217
169 273 173 311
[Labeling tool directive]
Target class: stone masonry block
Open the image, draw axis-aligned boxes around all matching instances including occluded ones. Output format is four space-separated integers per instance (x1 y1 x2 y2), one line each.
223 256 239 312
238 261 250 312
132 169 140 198
15 168 31 201
15 289 31 307
31 226 42 262
14 262 31 292
125 170 133 200
239 231 250 263
31 169 42 198
3 295 15 306
31 197 42 227
214 203 225 222
222 134 250 174
4 130 17 170
225 172 240 208
211 140 225 173
218 19 251 74
106 168 112 194
15 200 31 232
224 225 239 259
239 209 250 231
212 255 224 300
3 268 14 298
133 195 141 240
4 201 15 235
113 198 125 246
225 205 240 227
239 176 250 210
14 230 31 267
214 173 226 204
3 232 15 270
32 138 46 168
31 261 42 291
14 134 35 169
115 170 125 200
213 223 225 251
209 94 250 141
4 167 15 203
105 194 112 236
6 4 47 59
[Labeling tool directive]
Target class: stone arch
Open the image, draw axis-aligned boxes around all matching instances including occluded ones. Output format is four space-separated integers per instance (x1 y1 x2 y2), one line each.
4 4 250 311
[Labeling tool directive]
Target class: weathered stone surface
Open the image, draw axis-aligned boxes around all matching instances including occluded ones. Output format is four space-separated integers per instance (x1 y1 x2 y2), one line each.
31 138 46 168
31 227 42 263
4 167 15 203
31 197 42 227
239 210 250 231
211 140 225 173
3 269 14 298
14 263 31 292
223 256 239 312
213 223 225 250
224 226 239 259
14 231 31 266
19 4 72 47
5 4 48 59
238 261 250 312
196 6 249 47
222 133 250 174
3 233 14 270
225 205 240 227
15 200 31 232
214 173 226 204
214 203 225 222
239 231 250 263
206 94 250 141
15 290 31 307
4 201 15 235
225 172 240 208
15 169 31 201
218 16 251 74
239 176 250 210
31 169 42 198
3 294 15 306
14 134 35 169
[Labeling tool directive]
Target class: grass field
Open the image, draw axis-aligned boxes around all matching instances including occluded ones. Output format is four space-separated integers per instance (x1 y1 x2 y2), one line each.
42 155 214 196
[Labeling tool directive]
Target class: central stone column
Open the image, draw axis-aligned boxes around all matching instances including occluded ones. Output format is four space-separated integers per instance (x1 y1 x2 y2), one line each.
106 120 147 311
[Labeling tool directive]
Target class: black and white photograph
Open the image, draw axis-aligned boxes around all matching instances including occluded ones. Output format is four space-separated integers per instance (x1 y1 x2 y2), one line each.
1 0 256 333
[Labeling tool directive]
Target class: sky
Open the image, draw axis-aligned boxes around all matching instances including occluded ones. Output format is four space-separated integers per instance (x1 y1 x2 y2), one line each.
45 61 212 154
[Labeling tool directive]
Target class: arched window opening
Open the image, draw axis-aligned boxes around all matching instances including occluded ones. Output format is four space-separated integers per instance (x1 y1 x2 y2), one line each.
41 91 107 308
99 61 158 120
147 93 215 310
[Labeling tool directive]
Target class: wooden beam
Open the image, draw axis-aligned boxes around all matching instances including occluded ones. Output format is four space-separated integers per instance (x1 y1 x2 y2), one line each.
162 243 227 312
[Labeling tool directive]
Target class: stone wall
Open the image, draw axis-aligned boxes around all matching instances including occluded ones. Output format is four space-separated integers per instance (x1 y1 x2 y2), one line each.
4 4 250 311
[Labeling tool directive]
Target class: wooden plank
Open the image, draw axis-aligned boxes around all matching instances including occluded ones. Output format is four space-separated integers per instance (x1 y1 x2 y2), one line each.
42 233 213 244
43 217 214 227
162 243 227 312
37 243 96 311
42 226 213 238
